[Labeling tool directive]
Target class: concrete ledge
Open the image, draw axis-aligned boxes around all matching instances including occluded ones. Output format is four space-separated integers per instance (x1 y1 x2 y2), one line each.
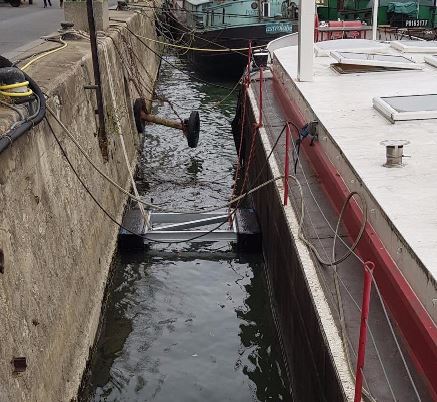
0 7 160 402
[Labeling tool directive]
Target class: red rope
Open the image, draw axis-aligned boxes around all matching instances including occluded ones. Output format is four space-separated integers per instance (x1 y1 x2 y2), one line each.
239 66 263 196
230 86 247 197
231 66 263 221
283 123 291 205
228 43 252 224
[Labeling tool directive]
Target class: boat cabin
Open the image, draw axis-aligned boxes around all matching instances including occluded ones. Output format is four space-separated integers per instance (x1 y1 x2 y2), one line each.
182 0 298 30
317 0 437 35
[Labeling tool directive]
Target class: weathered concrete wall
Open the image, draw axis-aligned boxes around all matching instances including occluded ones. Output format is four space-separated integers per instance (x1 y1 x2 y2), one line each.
64 0 109 32
0 9 160 402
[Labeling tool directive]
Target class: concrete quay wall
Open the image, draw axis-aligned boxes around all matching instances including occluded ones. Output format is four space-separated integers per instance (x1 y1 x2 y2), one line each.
0 9 160 402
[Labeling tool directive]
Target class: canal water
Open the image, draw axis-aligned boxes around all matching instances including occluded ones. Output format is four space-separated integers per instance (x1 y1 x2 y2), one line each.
80 56 292 402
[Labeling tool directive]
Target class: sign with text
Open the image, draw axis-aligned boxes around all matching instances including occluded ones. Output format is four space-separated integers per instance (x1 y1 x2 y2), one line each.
405 19 428 27
265 23 293 34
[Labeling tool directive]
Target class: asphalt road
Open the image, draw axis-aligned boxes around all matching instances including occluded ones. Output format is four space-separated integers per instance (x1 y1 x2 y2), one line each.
0 2 64 56
0 0 118 58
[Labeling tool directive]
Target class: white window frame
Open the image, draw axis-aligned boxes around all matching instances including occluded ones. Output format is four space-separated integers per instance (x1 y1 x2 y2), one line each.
373 95 437 123
390 41 437 53
330 51 422 70
262 1 270 17
315 40 389 57
424 55 437 68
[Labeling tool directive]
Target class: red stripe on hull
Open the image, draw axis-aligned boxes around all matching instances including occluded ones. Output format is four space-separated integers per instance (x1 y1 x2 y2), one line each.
271 75 437 399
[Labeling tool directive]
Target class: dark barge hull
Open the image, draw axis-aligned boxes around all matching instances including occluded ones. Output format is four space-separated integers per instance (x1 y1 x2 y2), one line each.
163 17 297 77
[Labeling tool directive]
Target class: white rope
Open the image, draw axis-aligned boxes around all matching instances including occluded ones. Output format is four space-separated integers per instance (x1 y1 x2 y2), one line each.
101 41 150 229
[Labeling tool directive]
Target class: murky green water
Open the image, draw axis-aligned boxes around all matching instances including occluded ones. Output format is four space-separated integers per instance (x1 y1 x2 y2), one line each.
80 56 292 402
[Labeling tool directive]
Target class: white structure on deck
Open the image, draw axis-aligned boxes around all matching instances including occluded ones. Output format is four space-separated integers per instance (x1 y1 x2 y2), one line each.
272 39 437 319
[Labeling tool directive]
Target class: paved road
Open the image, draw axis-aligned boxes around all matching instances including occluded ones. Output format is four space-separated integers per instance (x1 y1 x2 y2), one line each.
0 0 118 58
0 2 64 56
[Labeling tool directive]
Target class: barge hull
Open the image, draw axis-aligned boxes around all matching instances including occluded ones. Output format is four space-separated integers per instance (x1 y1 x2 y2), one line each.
235 86 354 401
163 16 297 76
234 69 435 400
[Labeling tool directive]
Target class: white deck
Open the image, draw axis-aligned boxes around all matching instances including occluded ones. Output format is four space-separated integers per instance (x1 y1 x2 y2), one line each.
273 41 437 317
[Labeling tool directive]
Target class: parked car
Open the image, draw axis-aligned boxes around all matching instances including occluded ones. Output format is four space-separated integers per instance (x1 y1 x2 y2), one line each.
1 0 21 6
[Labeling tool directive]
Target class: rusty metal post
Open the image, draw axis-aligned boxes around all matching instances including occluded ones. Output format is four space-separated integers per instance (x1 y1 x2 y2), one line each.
354 261 375 402
141 112 184 131
284 123 290 205
258 66 263 127
86 0 107 157
246 41 252 85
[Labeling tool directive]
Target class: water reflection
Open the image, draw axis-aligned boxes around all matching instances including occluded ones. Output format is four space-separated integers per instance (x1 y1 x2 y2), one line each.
237 262 290 401
82 248 291 402
185 156 203 177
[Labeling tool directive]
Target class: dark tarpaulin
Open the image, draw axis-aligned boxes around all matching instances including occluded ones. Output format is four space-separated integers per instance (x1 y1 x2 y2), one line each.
387 1 418 16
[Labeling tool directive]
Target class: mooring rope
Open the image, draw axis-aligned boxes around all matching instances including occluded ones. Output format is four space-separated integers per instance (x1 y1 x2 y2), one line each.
131 33 267 53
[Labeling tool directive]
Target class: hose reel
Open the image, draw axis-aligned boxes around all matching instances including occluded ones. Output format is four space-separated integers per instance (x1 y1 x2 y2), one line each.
133 98 200 148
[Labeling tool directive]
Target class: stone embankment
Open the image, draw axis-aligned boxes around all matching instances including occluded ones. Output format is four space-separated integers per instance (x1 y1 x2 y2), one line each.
0 7 160 402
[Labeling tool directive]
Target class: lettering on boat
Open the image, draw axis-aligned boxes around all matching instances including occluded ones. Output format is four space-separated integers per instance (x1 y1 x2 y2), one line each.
265 23 293 33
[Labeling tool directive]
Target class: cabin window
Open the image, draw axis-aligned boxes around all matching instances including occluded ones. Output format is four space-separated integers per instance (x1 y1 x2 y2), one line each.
330 51 422 70
391 41 437 53
222 8 225 24
424 55 437 68
315 39 389 57
331 63 407 74
262 2 270 17
373 94 437 122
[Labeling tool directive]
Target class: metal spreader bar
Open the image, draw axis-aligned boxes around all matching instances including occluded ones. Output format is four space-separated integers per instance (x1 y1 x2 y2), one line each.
118 207 261 252
153 214 229 231
143 230 237 242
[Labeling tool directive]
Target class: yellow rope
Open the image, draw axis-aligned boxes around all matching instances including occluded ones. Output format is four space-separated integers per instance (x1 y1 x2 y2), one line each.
211 78 241 107
133 33 265 52
21 40 68 71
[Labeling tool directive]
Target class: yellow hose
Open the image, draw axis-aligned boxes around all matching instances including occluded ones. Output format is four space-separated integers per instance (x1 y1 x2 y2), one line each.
21 40 68 71
0 89 33 97
0 39 67 99
0 81 29 90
